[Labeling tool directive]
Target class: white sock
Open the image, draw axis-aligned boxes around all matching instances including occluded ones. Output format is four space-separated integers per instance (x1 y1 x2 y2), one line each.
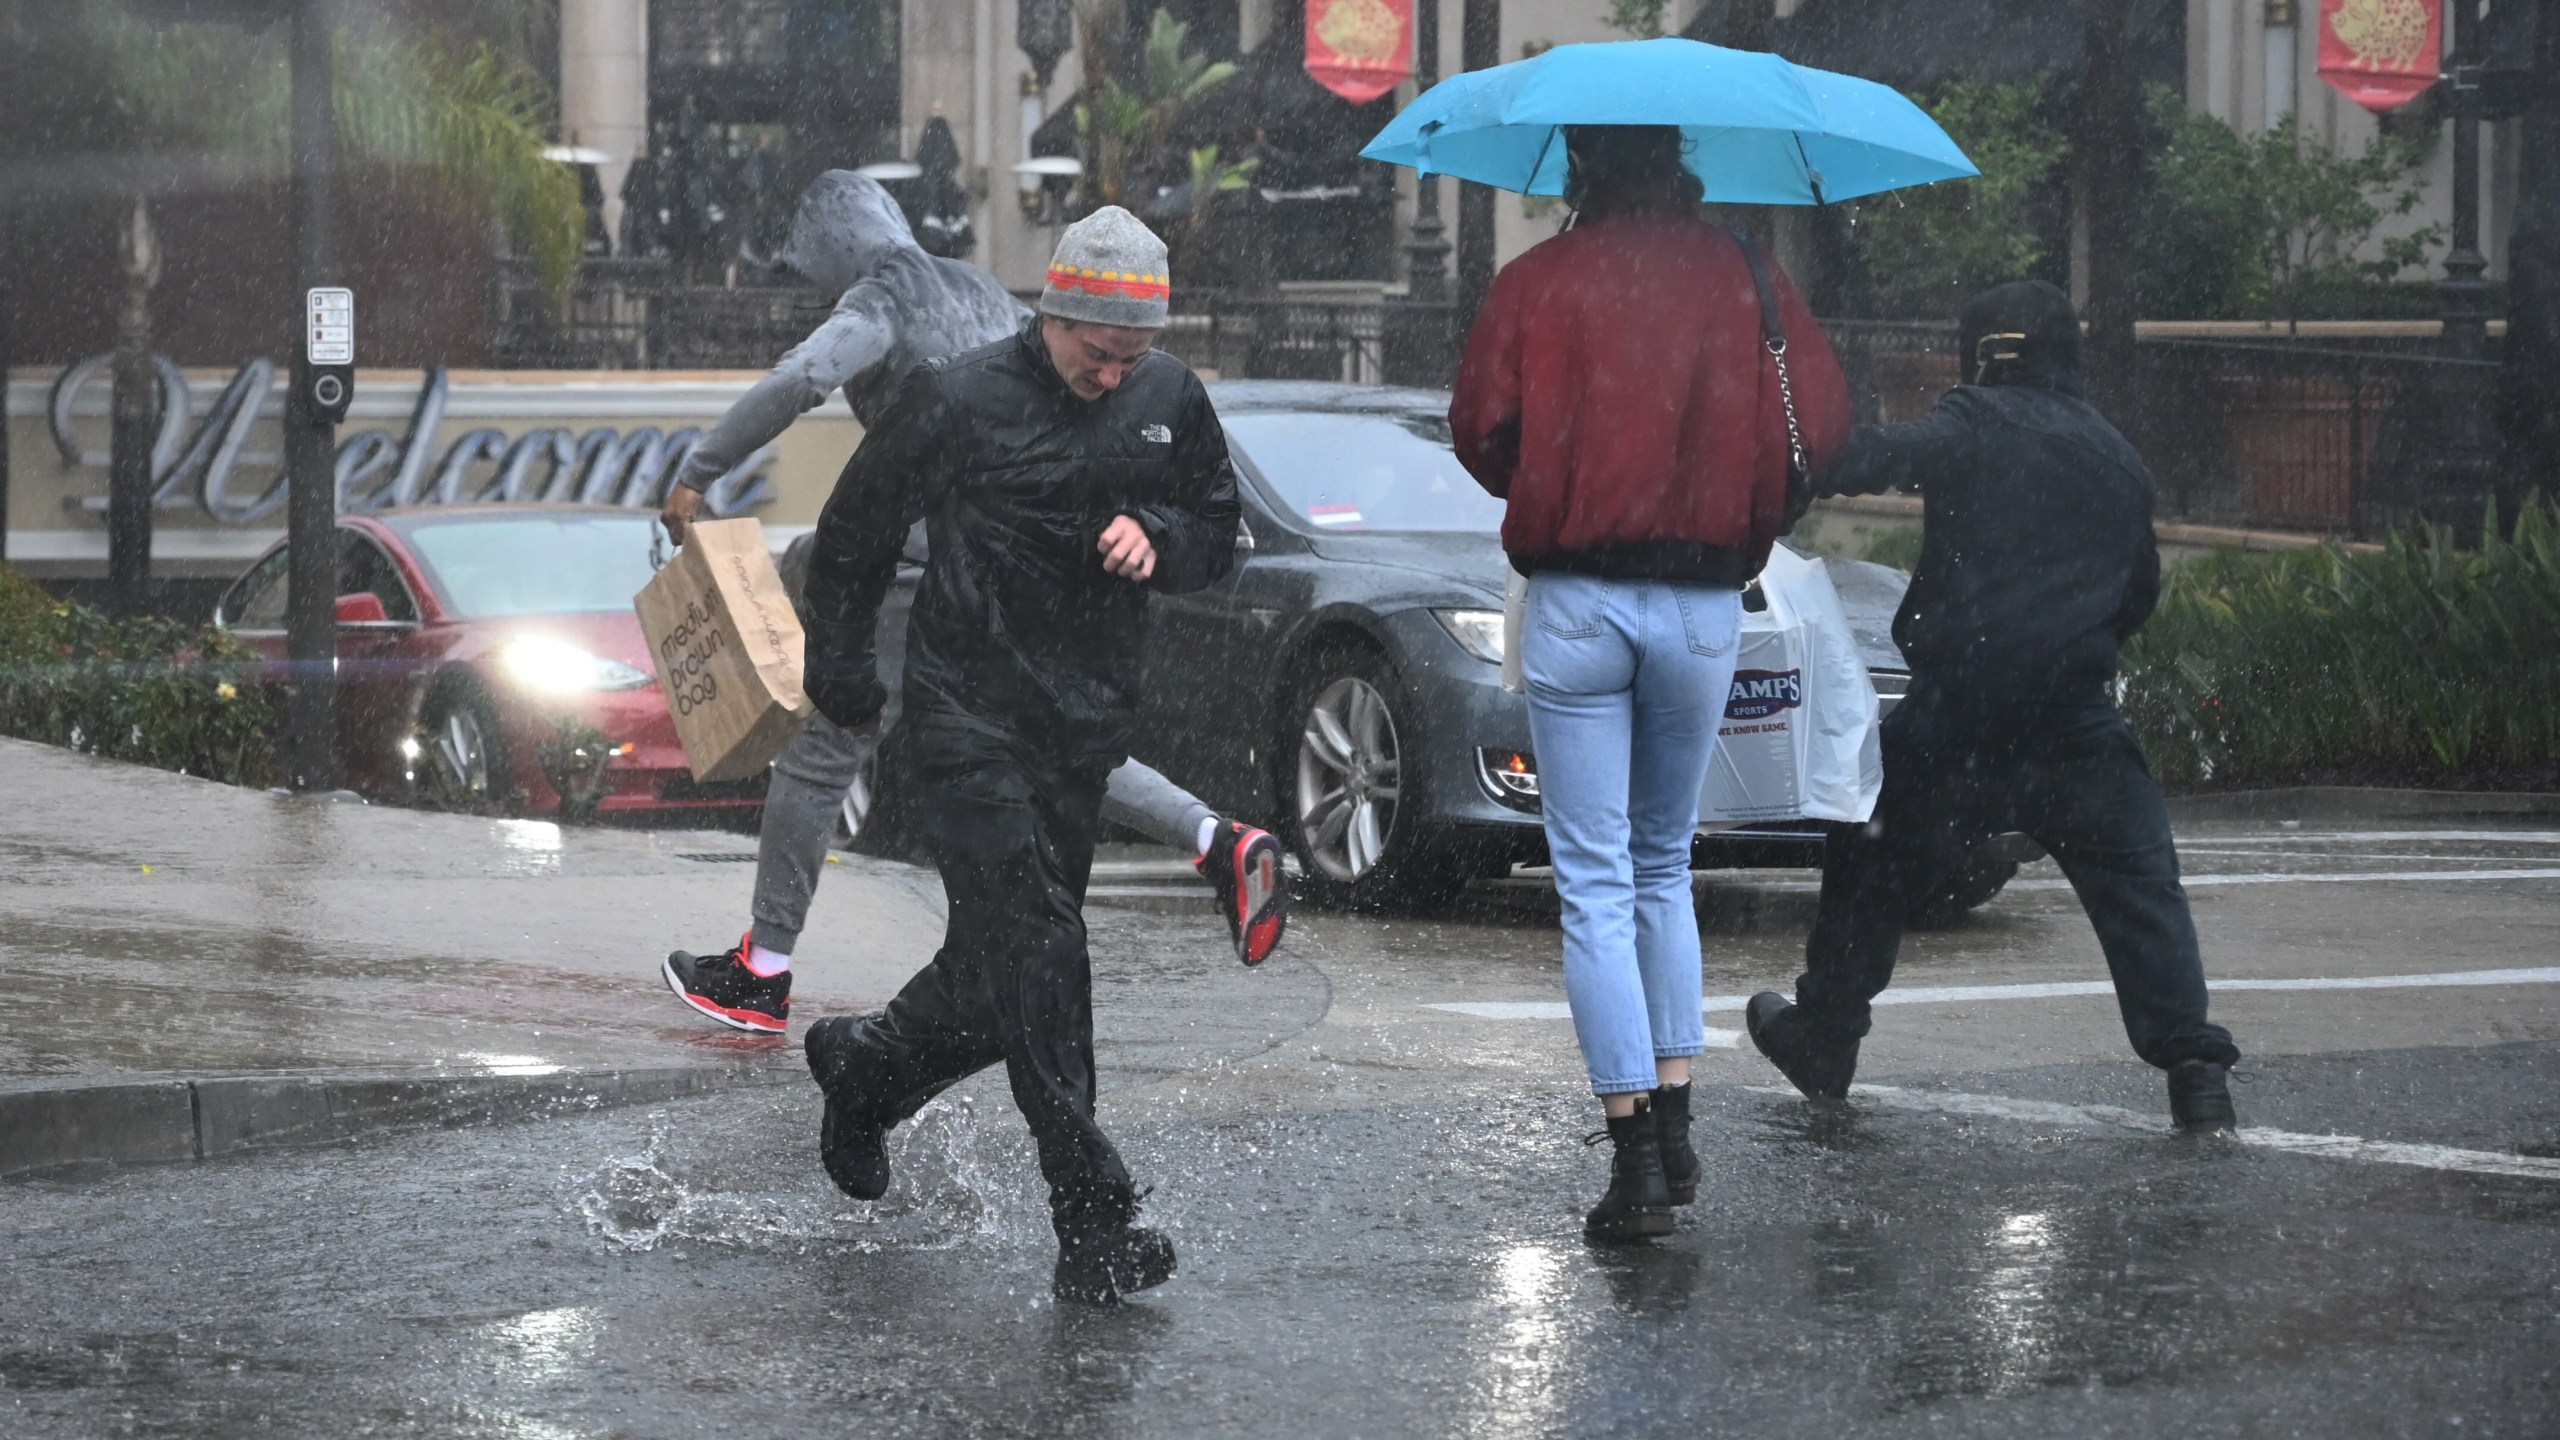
1194 816 1221 861
742 942 792 977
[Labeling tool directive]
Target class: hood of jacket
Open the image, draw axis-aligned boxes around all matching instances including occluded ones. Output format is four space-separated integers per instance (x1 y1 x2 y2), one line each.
781 170 920 293
1959 279 2085 398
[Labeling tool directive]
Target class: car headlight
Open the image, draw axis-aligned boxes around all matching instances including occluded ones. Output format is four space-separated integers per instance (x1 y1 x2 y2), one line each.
500 635 654 694
1477 748 1541 809
1432 608 1506 665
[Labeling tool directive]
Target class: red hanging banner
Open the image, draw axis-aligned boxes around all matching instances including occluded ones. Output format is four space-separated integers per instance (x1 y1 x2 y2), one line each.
2315 0 2443 113
1306 0 1414 105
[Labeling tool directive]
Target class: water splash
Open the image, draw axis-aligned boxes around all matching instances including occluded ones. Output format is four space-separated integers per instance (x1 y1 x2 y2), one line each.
568 1097 1040 1254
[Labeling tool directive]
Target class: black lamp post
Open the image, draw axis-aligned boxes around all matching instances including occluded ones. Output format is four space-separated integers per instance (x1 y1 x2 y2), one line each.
2441 0 2493 360
1384 0 1458 386
1404 0 1451 308
1453 0 1500 339
282 0 342 792
108 200 160 615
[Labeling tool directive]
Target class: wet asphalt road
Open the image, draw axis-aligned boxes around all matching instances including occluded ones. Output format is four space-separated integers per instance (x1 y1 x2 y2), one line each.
7 822 2560 1437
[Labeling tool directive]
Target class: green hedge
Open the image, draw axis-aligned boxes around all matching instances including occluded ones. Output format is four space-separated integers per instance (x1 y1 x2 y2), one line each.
2121 499 2560 791
0 566 278 787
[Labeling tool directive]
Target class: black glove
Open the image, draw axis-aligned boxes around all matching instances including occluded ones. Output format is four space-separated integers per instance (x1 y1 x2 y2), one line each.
803 666 885 733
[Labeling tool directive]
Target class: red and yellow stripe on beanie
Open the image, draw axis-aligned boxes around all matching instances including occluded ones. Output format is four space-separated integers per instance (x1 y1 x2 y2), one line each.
1036 205 1172 329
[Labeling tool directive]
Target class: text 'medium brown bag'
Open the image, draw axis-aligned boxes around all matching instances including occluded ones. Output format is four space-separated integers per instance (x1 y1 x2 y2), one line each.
633 518 813 782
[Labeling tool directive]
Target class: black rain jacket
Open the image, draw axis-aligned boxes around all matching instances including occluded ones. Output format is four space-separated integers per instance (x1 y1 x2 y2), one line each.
1817 372 2160 712
800 319 1241 764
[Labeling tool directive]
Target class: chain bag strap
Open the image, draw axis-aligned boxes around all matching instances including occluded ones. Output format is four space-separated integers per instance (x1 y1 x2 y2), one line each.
1735 234 1809 506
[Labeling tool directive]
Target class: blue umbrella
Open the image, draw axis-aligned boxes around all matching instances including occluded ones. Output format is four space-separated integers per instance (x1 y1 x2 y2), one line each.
1359 37 1976 205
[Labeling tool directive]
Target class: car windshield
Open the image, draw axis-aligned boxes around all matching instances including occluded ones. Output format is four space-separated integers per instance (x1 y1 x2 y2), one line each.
1225 411 1506 535
401 512 662 618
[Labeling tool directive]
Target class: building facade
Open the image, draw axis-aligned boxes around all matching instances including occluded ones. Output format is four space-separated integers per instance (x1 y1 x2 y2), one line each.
554 0 2515 310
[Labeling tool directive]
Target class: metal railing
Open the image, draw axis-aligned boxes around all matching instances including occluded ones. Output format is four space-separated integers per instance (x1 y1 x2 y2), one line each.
1817 321 2505 539
490 260 820 370
1161 296 1390 385
489 269 2508 540
493 268 1413 383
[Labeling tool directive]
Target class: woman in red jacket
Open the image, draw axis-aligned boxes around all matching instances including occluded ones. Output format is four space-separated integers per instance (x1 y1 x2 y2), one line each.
1450 125 1850 1242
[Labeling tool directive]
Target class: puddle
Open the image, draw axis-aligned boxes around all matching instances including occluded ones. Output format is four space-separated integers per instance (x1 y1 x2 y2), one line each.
569 1097 1038 1255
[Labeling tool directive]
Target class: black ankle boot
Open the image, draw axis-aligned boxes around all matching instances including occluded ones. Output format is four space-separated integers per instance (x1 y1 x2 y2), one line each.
1651 1083 1697 1206
1585 1101 1675 1242
2167 1059 2237 1134
1053 1225 1178 1305
805 1015 891 1200
1745 993 1860 1100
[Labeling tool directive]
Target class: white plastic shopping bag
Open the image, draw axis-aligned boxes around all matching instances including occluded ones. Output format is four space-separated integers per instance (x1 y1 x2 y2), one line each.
1699 546 1882 825
1499 568 1529 695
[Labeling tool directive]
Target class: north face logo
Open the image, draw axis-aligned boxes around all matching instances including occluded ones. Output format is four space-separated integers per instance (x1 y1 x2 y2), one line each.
1139 423 1173 444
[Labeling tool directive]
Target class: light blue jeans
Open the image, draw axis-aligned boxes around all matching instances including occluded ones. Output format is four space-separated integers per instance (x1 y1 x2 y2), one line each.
1522 573 1743 1095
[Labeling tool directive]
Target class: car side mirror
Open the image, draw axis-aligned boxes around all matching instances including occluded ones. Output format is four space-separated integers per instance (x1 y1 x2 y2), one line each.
334 592 390 625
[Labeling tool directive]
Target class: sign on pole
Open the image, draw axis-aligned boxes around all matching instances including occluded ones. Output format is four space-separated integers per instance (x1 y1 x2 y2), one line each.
1306 0 1414 104
2317 0 2444 112
302 286 354 420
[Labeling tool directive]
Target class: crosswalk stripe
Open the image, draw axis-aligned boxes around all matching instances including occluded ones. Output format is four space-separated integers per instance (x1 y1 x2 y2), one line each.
1822 1084 2560 1183
1422 966 2560 1022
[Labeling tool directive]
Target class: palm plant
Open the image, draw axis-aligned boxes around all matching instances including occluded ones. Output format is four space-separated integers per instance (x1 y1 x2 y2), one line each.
1074 7 1240 213
1184 144 1260 241
5 5 583 308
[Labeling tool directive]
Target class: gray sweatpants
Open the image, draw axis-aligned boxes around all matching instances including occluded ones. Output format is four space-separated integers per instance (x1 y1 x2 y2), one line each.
750 718 1217 955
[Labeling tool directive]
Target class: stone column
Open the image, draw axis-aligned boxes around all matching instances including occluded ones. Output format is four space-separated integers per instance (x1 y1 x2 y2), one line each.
561 0 651 250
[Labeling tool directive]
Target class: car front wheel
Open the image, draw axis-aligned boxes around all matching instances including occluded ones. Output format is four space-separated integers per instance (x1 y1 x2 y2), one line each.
1283 645 1469 913
412 674 511 814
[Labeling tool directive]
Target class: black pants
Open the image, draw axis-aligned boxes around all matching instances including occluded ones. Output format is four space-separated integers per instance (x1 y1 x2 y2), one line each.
834 733 1135 1244
1794 693 2240 1070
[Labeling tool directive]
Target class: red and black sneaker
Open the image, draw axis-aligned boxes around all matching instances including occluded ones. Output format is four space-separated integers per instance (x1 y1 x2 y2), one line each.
1198 821 1287 966
662 932 790 1033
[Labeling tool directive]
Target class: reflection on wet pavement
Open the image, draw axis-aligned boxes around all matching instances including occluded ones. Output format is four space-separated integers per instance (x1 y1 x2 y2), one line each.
4 1042 2555 1437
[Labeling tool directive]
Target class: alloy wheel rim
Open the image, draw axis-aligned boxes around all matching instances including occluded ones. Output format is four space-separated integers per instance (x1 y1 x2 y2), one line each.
1296 676 1402 883
433 707 490 800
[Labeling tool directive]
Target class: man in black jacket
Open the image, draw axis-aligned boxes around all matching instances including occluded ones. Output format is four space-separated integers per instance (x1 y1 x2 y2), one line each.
795 207 1241 1303
1746 281 2242 1132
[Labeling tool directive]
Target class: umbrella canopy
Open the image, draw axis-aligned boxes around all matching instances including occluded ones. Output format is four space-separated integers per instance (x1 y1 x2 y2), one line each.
1359 37 1976 205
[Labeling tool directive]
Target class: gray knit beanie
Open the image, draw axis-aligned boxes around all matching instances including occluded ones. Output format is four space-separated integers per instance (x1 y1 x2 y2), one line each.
1038 205 1171 329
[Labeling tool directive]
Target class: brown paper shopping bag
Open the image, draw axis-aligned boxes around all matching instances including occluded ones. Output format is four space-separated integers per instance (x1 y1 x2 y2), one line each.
634 518 813 782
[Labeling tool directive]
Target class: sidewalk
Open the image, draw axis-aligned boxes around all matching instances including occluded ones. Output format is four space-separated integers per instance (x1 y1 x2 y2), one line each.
0 738 946 1177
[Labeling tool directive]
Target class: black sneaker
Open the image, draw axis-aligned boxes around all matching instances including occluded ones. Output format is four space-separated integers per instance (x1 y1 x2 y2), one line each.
1745 993 1860 1101
1199 821 1287 966
663 931 790 1033
804 1015 891 1200
2167 1059 2238 1134
1053 1225 1178 1305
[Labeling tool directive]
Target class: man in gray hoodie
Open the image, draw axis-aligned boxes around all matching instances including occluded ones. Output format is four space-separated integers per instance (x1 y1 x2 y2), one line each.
657 173 1287 1036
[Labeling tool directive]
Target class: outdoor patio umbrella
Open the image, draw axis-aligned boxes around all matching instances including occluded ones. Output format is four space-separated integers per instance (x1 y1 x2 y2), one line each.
1360 37 1975 205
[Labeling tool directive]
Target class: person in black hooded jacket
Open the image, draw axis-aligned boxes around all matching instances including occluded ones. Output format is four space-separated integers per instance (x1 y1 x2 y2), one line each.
795 207 1241 1305
1744 280 2243 1133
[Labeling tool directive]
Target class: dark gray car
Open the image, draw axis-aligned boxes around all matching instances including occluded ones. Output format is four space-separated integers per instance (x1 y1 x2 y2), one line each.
833 380 2023 918
1127 381 1940 911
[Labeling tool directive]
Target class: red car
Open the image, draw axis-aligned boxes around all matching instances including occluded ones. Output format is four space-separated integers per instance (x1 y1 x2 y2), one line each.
215 505 761 819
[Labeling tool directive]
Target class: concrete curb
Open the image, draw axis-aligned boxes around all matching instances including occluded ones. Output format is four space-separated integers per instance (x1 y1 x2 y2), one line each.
2166 787 2560 823
0 1063 797 1182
